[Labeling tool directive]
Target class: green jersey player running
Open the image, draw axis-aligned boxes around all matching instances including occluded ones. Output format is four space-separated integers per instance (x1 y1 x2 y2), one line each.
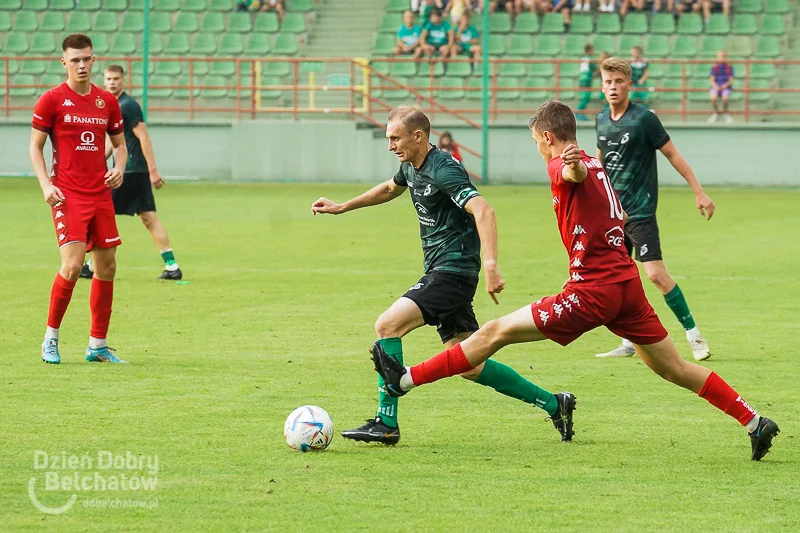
595 57 715 361
311 106 576 445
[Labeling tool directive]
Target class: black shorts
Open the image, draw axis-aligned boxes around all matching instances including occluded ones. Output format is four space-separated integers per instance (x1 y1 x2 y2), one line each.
624 216 663 262
112 172 156 216
402 271 480 343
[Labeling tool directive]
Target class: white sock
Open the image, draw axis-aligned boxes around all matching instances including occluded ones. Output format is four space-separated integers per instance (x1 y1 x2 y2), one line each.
622 338 634 350
685 326 701 342
45 327 59 341
745 414 761 433
165 263 180 272
400 367 416 391
89 337 107 349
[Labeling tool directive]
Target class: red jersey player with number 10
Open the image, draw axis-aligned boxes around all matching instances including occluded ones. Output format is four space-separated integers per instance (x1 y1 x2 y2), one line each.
372 100 780 461
31 33 129 365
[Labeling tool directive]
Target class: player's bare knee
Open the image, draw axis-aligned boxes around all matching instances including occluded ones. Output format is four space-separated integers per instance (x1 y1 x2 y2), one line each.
479 319 509 351
374 314 400 339
60 259 83 282
93 258 117 280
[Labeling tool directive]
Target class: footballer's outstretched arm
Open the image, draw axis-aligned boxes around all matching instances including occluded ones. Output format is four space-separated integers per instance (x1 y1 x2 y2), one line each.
659 140 715 220
30 128 64 206
561 144 588 183
465 196 505 304
311 179 406 215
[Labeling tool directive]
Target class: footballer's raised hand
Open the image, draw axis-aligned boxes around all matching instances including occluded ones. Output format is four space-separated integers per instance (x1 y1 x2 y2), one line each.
561 144 582 169
150 169 165 190
104 167 124 190
42 183 65 207
312 197 344 215
696 191 715 220
484 263 506 305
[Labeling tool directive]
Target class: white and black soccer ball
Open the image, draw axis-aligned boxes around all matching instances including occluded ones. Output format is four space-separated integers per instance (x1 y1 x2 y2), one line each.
284 405 334 452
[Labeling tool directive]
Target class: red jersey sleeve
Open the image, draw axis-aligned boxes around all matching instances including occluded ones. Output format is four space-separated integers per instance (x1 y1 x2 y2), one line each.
546 156 566 184
32 91 55 133
107 96 124 136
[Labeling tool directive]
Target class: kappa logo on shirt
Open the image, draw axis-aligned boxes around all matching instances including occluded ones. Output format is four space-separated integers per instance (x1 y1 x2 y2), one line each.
62 99 75 107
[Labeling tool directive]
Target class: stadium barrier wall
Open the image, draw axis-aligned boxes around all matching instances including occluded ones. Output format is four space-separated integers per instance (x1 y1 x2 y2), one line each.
1 121 799 186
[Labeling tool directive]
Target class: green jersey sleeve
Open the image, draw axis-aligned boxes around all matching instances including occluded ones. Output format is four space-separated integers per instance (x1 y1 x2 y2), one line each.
122 97 144 129
642 110 670 150
435 158 480 209
393 166 408 187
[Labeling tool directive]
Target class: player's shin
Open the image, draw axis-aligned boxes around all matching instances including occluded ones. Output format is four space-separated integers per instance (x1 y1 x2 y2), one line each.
407 342 475 387
47 273 77 335
377 338 403 428
89 278 114 347
474 359 559 415
699 371 760 431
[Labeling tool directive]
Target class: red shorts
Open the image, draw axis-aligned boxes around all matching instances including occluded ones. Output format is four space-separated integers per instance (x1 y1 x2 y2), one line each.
531 277 668 347
51 193 122 251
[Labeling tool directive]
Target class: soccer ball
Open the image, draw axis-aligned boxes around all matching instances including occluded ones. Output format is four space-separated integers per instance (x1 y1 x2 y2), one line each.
284 405 334 452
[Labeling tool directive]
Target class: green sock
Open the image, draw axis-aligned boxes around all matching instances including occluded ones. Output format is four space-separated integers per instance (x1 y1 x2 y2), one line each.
475 359 558 416
664 284 696 330
577 89 591 110
160 249 176 266
376 337 403 428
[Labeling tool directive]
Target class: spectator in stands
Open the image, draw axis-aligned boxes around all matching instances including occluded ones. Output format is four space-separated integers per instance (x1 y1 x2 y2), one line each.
420 10 454 58
630 46 650 106
419 0 451 23
489 0 519 19
255 0 285 21
445 0 473 23
451 13 481 62
394 10 424 59
698 0 730 20
708 50 734 123
538 0 572 32
598 0 615 11
620 0 646 16
576 43 597 119
439 131 464 163
677 0 704 17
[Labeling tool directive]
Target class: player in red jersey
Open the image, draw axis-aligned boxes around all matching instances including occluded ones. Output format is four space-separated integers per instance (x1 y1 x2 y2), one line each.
373 100 780 460
31 33 129 365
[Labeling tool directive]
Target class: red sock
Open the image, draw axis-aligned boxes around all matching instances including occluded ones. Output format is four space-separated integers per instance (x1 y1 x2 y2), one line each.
90 278 114 339
47 273 76 329
698 372 758 426
409 343 474 386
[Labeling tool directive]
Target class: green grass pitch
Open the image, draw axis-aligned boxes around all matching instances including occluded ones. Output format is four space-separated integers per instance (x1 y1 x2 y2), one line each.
1 179 798 531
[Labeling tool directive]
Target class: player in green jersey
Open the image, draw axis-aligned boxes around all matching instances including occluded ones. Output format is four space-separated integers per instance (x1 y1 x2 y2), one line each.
393 10 423 59
80 65 182 281
630 46 650 105
595 58 715 362
312 106 575 445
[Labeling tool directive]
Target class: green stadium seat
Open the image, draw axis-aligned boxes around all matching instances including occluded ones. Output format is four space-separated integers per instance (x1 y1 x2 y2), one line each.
245 33 271 56
49 0 74 11
530 62 555 77
731 14 757 35
22 0 47 9
760 14 786 35
436 77 465 100
111 33 137 54
10 74 36 97
472 15 483 32
200 12 225 32
647 63 665 79
558 78 578 100
155 60 182 76
755 36 780 57
419 60 445 78
210 61 236 77
93 33 110 54
173 76 200 99
513 12 539 33
264 60 291 76
40 74 63 92
570 14 594 34
200 75 229 98
190 59 210 76
672 36 698 57
389 61 418 77
727 36 753 58
120 11 144 32
131 60 156 75
46 60 65 74
747 79 771 102
735 0 762 12
706 14 731 34
386 0 408 12
281 13 306 33
665 62 694 78
541 13 564 34
66 12 92 33
373 34 395 55
489 13 512 33
14 12 38 32
411 77 436 98
488 34 506 55
508 34 533 55
228 13 253 33
94 12 119 32
0 12 10 31
591 35 615 54
660 79 683 101
522 77 552 101
535 35 561 56
687 78 709 102
258 76 283 99
31 34 56 54
677 13 703 34
273 33 298 55
499 60 527 78
192 33 217 54
154 0 181 11
183 0 207 11
219 33 245 55
496 77 520 100
5 33 29 55
383 77 411 99
379 13 397 33
764 0 788 13
288 0 313 12
39 12 65 32
103 0 129 11
750 63 776 79
446 61 472 77
622 13 648 34
208 0 233 11
558 61 581 78
650 13 676 34
694 62 714 79
0 0 22 9
149 12 172 32
20 59 46 75
700 35 725 58
596 13 621 34
465 78 488 100
176 12 200 32
645 35 670 58
165 33 191 54
563 35 587 56
370 61 389 76
619 35 643 54
254 12 280 33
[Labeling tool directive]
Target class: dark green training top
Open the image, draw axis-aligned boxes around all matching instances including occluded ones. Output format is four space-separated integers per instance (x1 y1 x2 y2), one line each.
393 146 481 277
118 92 148 174
595 102 670 220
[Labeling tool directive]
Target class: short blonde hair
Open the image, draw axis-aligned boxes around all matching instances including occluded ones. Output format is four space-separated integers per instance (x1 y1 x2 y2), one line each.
600 57 632 81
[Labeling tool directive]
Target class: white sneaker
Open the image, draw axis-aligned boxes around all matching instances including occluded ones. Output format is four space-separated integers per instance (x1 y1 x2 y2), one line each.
583 3 591 10
596 341 636 358
707 113 718 123
686 328 711 361
724 113 733 123
574 2 584 9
